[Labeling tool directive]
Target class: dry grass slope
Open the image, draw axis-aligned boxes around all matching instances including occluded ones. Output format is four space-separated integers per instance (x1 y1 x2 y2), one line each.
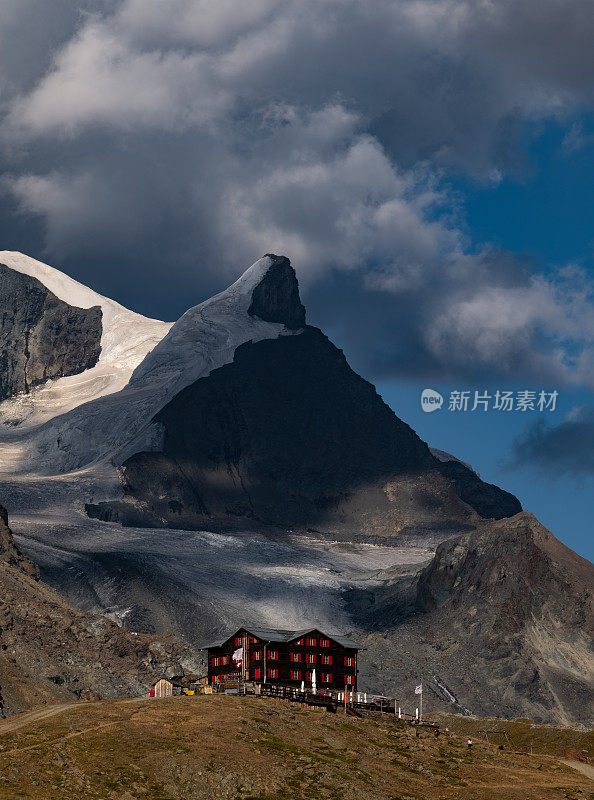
0 695 592 800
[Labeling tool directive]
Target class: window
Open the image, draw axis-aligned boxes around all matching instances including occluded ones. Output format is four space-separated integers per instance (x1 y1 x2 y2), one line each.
253 651 262 661
306 637 317 647
267 668 278 679
290 652 301 662
211 657 217 667
254 668 261 680
305 671 312 682
344 675 354 685
234 636 241 646
320 639 330 648
268 650 279 660
250 636 257 643
211 656 229 667
290 670 301 681
344 656 355 667
321 673 333 683
306 653 316 664
322 655 332 665
295 638 305 646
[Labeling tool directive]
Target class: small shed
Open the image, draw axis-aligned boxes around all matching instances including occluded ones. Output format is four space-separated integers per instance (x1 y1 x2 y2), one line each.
153 678 174 698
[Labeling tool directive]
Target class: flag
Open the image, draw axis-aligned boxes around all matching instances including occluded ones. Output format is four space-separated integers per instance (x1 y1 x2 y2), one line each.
232 647 243 666
414 684 423 695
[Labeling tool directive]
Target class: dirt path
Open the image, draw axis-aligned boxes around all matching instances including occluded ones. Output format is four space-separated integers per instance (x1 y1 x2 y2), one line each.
560 758 594 781
0 696 145 735
4 722 117 754
0 702 90 734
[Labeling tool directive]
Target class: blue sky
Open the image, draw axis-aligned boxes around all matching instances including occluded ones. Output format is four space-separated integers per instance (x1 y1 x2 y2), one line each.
457 117 594 268
378 118 594 560
0 0 592 560
313 115 594 561
377 380 593 560
378 123 594 560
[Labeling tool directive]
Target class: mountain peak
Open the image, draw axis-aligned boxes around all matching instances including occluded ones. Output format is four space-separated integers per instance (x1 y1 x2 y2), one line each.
248 254 306 330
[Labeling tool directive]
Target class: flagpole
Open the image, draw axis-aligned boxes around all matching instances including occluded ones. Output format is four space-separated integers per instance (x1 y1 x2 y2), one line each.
414 681 423 721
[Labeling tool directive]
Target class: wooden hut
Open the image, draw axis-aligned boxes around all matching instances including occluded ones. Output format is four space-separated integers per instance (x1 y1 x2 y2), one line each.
205 627 361 691
153 678 174 698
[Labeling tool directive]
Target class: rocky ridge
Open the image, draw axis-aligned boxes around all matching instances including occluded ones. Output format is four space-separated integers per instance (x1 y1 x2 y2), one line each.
0 505 203 717
353 511 594 725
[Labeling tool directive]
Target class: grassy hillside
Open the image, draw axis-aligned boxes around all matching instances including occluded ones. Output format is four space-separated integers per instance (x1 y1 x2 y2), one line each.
432 712 594 758
0 694 592 800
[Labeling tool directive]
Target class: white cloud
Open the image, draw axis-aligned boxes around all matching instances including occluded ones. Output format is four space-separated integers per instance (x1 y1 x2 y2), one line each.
117 0 281 49
5 0 594 149
6 18 232 135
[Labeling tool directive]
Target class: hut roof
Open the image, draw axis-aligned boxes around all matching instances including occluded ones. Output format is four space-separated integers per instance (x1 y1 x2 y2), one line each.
203 626 361 650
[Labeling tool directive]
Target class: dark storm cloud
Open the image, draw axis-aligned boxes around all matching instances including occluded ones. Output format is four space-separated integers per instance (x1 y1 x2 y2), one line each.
510 406 594 477
1 0 594 380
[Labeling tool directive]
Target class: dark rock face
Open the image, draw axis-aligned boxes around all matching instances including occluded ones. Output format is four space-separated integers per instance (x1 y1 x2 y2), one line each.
436 459 521 519
0 264 102 400
89 328 432 532
248 254 306 329
353 512 594 725
88 326 520 535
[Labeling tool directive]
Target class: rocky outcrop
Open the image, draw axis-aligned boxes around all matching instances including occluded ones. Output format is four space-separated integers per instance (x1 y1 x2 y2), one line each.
0 505 203 717
433 458 522 523
354 512 594 725
0 263 102 400
0 503 37 580
248 254 306 329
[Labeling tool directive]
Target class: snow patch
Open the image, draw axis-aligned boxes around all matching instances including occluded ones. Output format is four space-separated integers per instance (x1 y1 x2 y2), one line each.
0 251 171 427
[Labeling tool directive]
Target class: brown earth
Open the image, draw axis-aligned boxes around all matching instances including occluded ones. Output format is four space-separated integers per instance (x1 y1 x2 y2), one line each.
0 505 203 717
0 693 592 800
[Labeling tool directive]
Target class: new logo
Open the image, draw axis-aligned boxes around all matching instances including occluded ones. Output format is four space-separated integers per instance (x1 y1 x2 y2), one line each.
421 389 443 412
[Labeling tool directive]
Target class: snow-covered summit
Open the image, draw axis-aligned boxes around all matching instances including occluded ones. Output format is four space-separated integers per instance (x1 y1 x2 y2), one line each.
130 253 303 398
1 253 304 474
